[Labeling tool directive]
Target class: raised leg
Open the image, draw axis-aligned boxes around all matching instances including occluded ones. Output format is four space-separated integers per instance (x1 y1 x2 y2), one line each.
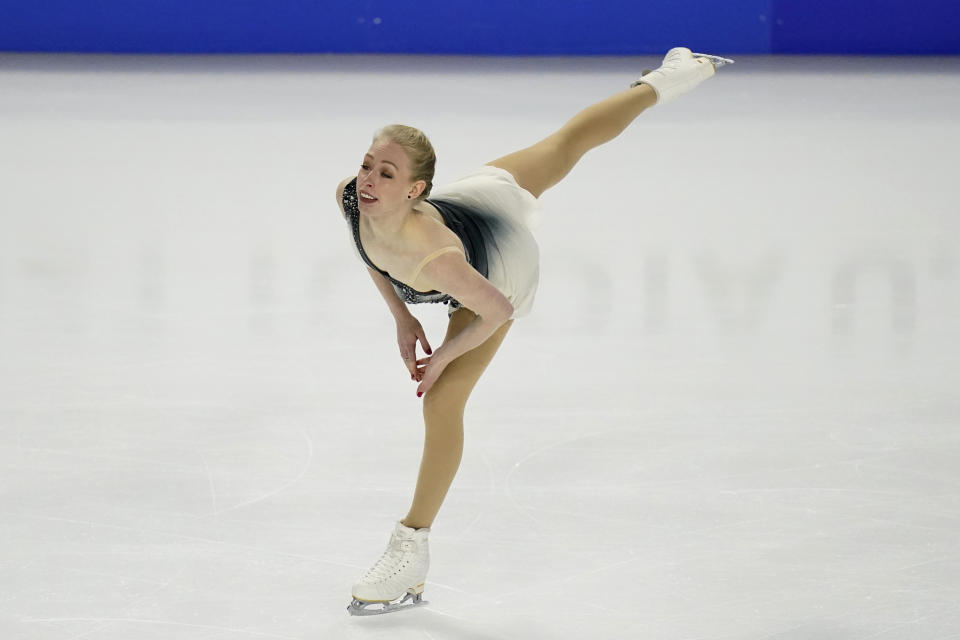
402 308 513 530
487 83 658 198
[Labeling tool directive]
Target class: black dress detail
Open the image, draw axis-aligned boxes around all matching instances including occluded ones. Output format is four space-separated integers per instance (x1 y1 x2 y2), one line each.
342 178 506 310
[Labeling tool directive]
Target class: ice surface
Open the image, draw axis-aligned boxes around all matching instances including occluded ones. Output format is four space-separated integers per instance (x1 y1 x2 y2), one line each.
1 53 958 639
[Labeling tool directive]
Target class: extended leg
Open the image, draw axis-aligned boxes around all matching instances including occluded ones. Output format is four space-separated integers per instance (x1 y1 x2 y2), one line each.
402 308 513 529
489 48 727 198
487 83 658 198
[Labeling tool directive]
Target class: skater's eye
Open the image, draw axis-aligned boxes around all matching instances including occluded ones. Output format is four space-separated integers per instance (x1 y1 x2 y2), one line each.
360 163 370 170
381 172 393 179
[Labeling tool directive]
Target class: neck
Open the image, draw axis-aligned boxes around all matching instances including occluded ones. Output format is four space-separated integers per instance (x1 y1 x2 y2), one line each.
361 203 415 243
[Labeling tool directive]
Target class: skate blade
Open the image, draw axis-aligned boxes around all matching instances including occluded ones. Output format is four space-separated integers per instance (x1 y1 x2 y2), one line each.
692 53 735 68
347 591 427 616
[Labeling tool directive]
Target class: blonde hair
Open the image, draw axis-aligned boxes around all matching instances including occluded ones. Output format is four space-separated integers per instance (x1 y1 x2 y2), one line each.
374 124 436 199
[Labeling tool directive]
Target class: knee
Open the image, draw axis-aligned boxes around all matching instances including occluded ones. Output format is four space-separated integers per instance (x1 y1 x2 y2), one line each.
544 133 577 159
549 128 590 161
422 392 465 429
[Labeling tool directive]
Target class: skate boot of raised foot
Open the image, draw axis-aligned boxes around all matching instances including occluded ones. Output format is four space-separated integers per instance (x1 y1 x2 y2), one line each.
632 47 734 104
347 522 430 616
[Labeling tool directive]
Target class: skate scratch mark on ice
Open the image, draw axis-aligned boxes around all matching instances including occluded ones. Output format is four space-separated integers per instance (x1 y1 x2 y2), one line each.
420 583 502 616
16 446 203 472
675 515 777 539
503 433 605 531
61 568 169 587
856 460 960 489
750 607 919 640
461 450 497 537
423 608 472 622
461 512 483 538
56 557 196 640
866 515 956 533
752 618 841 640
419 579 484 596
858 619 935 640
493 555 643 601
2 510 357 569
894 555 957 572
201 454 218 514
585 601 619 614
21 618 301 639
216 428 314 515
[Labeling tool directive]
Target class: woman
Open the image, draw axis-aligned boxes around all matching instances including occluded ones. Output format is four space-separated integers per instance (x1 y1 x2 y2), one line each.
339 47 732 615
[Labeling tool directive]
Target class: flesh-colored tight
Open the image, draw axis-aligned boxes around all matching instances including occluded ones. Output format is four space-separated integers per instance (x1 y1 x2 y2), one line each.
401 84 658 530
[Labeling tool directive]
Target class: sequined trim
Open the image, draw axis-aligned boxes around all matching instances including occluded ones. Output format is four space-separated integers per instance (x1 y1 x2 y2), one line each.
343 178 461 309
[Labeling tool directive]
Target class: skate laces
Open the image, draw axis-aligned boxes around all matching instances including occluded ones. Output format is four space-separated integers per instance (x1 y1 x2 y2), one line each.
661 50 690 72
361 534 414 582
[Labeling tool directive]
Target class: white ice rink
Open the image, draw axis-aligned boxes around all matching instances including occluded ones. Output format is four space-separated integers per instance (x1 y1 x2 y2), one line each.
1 53 959 639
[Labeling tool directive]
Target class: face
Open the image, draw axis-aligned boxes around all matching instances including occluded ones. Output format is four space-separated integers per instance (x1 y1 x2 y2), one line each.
356 138 423 212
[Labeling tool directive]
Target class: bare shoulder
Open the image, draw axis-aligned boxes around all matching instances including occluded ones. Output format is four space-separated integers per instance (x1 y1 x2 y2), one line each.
410 209 465 260
335 176 354 217
400 217 466 288
409 244 469 291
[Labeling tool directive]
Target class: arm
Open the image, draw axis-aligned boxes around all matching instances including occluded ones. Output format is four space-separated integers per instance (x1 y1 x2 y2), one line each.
336 177 432 374
367 267 412 321
411 252 513 393
367 267 434 377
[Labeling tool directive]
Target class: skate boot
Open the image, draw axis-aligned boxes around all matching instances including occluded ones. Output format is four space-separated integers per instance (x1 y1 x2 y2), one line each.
347 521 430 616
632 47 734 104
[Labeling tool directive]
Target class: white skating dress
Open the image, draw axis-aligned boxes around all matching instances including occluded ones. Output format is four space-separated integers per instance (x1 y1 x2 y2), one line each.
343 165 541 318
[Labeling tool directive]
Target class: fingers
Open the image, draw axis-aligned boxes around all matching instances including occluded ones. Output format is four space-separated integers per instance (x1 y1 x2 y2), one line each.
410 357 429 382
399 320 432 383
416 378 429 398
414 358 447 398
416 372 436 397
400 345 417 376
418 330 432 355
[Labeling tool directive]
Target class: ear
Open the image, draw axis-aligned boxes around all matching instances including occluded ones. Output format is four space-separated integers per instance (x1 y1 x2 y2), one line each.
409 180 427 200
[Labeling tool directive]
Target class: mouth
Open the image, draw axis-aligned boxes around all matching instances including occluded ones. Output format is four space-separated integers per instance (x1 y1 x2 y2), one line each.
358 190 378 204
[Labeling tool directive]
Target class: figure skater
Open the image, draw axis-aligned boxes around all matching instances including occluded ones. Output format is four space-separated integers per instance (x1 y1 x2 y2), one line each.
339 48 732 615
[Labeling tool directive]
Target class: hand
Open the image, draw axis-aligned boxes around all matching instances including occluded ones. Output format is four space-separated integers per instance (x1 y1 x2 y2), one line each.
413 355 448 397
396 314 432 379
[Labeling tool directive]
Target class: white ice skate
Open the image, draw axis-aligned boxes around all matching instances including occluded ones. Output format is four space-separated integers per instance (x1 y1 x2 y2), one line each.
347 522 430 616
632 47 734 104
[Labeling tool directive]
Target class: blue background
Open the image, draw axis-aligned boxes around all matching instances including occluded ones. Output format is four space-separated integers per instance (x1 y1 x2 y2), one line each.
0 0 957 54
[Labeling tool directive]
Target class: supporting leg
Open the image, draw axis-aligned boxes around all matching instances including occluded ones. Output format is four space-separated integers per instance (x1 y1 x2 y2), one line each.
487 84 658 198
402 308 513 530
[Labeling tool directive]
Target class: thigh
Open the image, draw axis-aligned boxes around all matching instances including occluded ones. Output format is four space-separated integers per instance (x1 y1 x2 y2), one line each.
425 308 513 410
486 133 576 199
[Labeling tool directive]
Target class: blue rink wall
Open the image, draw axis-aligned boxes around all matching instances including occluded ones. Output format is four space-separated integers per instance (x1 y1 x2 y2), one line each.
1 0 958 54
